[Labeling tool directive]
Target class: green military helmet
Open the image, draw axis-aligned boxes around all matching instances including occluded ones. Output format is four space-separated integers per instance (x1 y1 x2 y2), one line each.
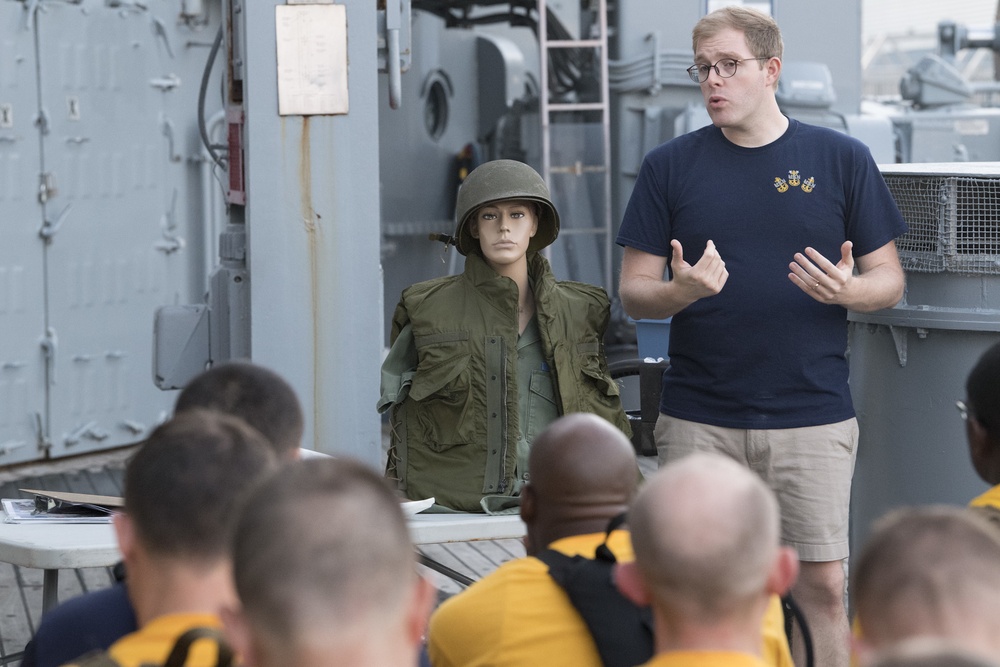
453 159 560 256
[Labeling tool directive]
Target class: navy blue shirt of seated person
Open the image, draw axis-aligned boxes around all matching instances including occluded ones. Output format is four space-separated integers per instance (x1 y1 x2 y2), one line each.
20 581 136 667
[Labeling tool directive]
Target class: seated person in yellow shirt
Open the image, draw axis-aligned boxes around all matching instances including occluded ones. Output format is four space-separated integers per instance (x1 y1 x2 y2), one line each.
961 341 1000 519
850 506 1000 666
63 409 278 667
428 414 793 667
615 452 799 667
224 457 434 667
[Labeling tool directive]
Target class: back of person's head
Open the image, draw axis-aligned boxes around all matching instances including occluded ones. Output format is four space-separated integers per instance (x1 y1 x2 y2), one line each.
174 361 304 460
123 408 278 563
692 6 783 61
521 413 638 549
226 458 433 667
964 342 1000 485
852 506 1000 660
626 452 793 622
864 637 1000 667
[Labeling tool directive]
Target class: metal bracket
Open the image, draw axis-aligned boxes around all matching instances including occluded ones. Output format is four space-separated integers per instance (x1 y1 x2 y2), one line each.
32 412 50 454
377 0 411 110
40 203 72 241
0 440 29 458
64 421 110 447
645 32 662 94
39 327 57 386
889 325 907 367
150 16 175 58
160 116 182 162
149 73 181 92
37 171 56 204
155 189 185 253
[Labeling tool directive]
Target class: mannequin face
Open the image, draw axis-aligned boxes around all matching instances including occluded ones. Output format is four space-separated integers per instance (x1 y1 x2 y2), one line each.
469 200 538 273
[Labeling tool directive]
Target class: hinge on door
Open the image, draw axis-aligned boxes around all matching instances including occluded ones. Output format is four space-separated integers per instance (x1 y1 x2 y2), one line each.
38 172 57 204
40 326 57 386
33 412 51 455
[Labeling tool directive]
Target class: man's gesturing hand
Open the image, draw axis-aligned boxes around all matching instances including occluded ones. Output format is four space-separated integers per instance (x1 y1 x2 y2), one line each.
670 239 728 303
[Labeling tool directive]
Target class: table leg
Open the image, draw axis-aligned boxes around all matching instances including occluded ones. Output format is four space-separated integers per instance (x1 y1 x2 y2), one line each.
42 569 59 615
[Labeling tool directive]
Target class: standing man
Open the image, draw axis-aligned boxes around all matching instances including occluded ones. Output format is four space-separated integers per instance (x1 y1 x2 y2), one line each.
616 7 907 666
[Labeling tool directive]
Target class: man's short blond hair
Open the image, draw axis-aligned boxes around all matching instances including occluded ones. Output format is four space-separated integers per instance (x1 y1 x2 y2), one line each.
692 6 783 61
852 506 1000 649
629 452 780 620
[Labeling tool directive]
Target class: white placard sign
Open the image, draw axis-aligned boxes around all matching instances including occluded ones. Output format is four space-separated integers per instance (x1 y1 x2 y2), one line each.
275 4 349 116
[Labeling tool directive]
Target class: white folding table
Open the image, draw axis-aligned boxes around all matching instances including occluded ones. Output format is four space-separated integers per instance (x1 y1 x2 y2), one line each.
0 510 525 614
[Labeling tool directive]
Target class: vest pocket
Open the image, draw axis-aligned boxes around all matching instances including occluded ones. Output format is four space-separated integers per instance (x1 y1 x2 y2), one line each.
577 342 621 399
526 370 558 444
409 335 475 452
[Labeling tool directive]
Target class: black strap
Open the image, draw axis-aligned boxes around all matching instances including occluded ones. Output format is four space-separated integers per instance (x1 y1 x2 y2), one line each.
161 626 234 667
537 514 653 667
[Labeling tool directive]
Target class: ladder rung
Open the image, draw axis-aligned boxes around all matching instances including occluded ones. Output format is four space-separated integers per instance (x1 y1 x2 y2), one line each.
550 164 608 175
547 102 606 112
545 39 604 49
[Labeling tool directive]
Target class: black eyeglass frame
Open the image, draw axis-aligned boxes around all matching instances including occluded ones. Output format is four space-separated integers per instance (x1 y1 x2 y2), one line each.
686 56 773 84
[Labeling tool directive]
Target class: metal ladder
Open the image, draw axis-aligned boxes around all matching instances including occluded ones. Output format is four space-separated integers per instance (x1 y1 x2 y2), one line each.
538 0 613 292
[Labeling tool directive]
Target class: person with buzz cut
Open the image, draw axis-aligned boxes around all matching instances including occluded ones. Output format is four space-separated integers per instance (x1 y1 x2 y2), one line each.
223 458 435 667
615 452 799 667
61 409 278 667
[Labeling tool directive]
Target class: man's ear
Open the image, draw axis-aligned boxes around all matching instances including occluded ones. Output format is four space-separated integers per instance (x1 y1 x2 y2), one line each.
614 562 651 606
405 575 436 647
967 418 995 484
849 626 876 667
519 484 537 523
221 604 258 667
113 512 136 562
766 546 800 598
468 220 480 239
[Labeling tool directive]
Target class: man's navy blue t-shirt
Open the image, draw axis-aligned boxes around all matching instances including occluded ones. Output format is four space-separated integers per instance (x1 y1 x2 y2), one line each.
617 119 907 429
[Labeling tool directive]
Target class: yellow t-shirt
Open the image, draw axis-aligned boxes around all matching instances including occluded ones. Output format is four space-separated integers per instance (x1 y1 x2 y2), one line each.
638 650 770 667
106 613 225 667
428 531 792 667
969 484 1000 510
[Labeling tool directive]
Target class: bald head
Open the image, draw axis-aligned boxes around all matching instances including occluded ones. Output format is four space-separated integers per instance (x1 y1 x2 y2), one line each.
852 506 1000 658
629 453 781 620
521 413 638 551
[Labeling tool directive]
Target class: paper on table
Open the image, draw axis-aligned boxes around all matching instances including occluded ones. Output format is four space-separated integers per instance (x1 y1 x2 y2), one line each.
401 498 435 516
20 489 123 511
2 498 114 524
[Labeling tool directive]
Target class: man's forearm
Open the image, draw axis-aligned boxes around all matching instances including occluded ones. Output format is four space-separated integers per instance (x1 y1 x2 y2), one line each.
840 264 905 313
620 277 694 320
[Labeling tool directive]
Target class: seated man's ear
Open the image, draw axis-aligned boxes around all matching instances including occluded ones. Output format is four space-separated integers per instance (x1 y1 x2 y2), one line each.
221 604 258 667
113 513 137 562
519 484 537 522
766 546 800 598
405 576 437 646
613 562 651 607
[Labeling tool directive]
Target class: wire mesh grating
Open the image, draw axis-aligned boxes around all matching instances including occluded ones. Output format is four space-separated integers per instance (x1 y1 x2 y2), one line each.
886 174 1000 275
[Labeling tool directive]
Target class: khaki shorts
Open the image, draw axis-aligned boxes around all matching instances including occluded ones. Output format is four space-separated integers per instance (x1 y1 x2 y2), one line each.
654 414 859 562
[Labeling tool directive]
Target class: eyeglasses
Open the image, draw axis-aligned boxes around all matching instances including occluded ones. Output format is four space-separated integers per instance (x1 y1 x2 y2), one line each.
686 57 771 84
